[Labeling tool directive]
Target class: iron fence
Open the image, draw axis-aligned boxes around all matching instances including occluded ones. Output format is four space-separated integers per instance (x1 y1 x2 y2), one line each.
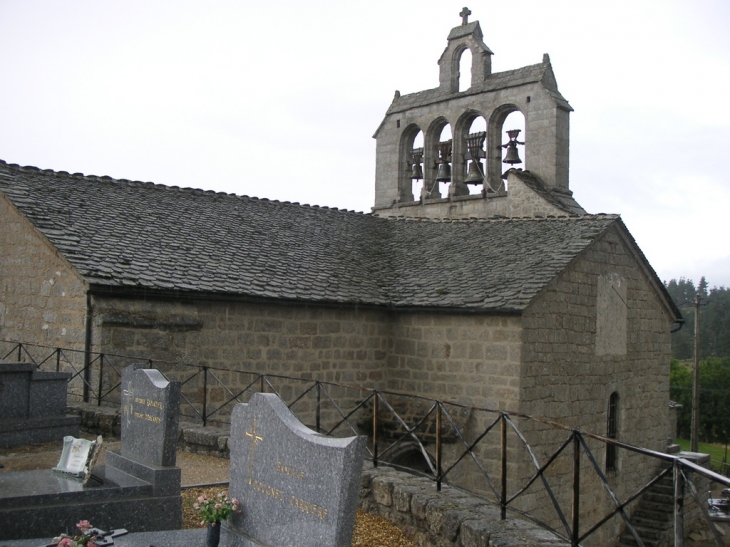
3 339 730 547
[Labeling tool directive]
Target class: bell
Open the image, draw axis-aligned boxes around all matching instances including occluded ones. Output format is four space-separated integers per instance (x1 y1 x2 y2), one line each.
410 163 424 180
435 163 452 182
464 160 484 184
502 142 522 165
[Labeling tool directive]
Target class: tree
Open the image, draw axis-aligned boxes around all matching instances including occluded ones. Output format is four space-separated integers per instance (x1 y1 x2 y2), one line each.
665 278 730 360
671 356 730 443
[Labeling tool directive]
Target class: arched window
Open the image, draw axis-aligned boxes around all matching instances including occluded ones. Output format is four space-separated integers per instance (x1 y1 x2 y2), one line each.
606 392 619 471
458 47 472 92
487 105 525 191
399 125 424 202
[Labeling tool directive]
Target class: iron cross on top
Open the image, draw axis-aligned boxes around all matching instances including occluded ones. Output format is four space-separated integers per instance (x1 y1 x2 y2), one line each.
460 7 471 25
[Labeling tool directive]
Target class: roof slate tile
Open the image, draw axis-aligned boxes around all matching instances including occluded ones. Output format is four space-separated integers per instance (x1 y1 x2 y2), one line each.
0 160 619 311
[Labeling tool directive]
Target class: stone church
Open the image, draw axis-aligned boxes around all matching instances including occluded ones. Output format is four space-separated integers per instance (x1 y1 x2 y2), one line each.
0 10 680 539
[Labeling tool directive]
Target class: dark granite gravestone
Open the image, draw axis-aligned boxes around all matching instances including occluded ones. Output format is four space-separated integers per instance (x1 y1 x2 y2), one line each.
223 393 366 547
118 364 180 467
105 364 182 497
0 362 79 448
0 365 182 541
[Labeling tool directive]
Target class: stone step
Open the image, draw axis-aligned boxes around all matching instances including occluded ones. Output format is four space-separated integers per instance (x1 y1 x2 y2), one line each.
631 515 671 531
642 491 673 504
617 531 661 547
634 508 672 523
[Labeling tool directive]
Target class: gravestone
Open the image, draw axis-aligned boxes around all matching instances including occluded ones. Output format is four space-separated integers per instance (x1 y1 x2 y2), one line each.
118 364 180 467
105 364 182 497
0 364 183 541
224 393 365 547
0 361 80 448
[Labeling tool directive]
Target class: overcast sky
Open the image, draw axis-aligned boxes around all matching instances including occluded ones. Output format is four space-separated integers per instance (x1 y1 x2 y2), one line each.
1 1 728 288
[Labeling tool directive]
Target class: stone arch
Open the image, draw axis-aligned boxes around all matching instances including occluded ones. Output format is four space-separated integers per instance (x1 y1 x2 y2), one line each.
455 109 488 194
384 442 435 476
424 117 452 199
487 103 525 191
398 124 424 202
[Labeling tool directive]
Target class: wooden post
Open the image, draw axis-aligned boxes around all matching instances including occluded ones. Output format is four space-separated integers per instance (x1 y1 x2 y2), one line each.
691 294 701 452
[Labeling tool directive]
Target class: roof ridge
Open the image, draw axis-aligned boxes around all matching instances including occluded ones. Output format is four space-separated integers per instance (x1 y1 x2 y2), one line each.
0 159 370 217
384 213 619 224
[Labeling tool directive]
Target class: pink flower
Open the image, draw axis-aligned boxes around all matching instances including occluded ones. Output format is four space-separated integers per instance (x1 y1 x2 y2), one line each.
57 539 72 547
76 520 92 531
232 499 240 505
200 520 206 526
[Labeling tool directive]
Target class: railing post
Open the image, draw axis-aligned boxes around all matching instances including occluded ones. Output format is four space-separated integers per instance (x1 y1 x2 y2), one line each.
260 375 265 394
202 366 208 427
315 382 321 433
436 402 442 491
56 348 61 372
501 413 507 520
572 431 580 547
97 354 104 406
17 343 22 362
674 460 684 547
372 393 379 468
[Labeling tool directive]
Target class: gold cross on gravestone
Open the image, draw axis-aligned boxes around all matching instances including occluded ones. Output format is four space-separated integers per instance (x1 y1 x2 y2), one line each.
245 418 264 485
460 7 471 25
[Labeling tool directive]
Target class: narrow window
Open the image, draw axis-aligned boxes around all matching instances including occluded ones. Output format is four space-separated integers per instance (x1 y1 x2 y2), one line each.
606 392 619 471
458 48 472 91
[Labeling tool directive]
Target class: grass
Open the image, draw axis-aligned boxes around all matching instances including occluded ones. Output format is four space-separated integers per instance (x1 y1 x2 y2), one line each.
677 438 730 464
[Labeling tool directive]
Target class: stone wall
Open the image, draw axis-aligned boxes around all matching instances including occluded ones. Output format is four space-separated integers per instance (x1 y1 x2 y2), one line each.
385 312 522 410
517 225 674 546
0 195 87 350
91 297 392 427
359 464 569 547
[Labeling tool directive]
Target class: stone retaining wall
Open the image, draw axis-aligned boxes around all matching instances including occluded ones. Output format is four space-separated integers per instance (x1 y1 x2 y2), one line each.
358 465 568 547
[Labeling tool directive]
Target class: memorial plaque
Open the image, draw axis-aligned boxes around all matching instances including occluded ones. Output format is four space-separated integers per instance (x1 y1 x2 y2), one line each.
227 393 365 547
53 436 95 478
120 365 180 467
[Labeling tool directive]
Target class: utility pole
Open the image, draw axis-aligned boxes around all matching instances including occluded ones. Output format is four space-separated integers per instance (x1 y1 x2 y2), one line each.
691 293 701 452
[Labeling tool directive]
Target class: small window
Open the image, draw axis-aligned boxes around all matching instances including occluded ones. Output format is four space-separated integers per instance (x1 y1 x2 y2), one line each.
606 392 619 471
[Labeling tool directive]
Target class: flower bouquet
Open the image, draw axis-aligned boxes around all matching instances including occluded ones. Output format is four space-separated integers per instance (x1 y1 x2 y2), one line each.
194 491 242 526
52 520 102 547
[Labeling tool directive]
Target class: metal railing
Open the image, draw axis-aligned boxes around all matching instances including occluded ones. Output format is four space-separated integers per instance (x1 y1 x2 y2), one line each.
3 339 730 547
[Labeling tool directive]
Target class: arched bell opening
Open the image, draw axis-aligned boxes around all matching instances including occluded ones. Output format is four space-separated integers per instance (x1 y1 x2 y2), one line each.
398 124 424 203
424 118 453 200
455 111 487 196
487 105 525 192
458 46 473 92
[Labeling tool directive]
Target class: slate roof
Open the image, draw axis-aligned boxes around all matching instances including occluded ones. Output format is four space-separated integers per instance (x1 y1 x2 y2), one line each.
1 160 628 312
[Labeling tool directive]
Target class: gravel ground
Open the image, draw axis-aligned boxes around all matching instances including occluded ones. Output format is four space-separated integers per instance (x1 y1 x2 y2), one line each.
182 486 415 547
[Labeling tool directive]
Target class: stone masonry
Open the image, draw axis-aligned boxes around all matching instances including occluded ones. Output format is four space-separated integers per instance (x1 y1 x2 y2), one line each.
0 193 87 350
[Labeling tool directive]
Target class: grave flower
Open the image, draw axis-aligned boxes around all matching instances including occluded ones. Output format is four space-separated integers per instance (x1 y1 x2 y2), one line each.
52 520 103 546
194 490 242 525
